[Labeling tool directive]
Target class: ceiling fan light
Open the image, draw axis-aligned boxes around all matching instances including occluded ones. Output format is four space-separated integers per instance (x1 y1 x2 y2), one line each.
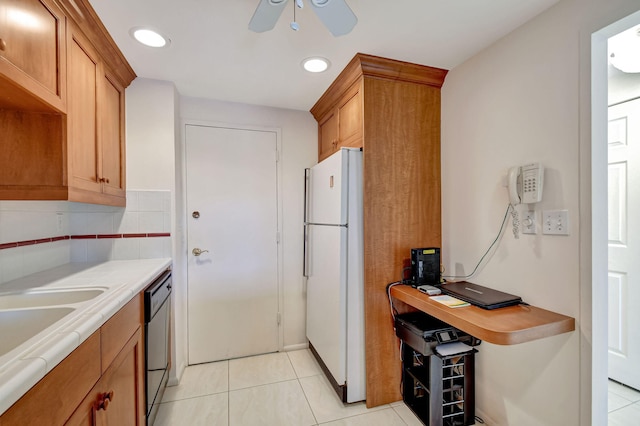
608 24 640 73
130 27 170 48
302 57 330 73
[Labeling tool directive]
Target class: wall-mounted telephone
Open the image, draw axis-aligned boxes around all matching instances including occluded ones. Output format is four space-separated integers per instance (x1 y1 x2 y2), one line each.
508 163 544 205
507 163 544 239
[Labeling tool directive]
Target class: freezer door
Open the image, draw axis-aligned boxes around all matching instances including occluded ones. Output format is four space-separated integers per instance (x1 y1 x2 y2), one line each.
306 223 347 386
307 149 348 225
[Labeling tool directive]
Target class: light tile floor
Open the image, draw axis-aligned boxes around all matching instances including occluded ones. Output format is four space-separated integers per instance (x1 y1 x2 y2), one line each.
154 351 640 425
609 379 640 425
154 349 423 426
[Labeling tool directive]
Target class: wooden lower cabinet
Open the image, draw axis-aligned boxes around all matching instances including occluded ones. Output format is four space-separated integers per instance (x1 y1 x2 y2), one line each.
67 329 144 426
0 295 144 426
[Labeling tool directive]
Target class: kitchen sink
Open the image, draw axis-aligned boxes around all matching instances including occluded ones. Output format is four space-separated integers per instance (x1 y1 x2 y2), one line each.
0 288 106 310
0 308 75 357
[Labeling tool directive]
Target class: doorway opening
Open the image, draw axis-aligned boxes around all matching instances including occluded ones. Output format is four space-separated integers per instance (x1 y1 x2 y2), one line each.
592 9 640 426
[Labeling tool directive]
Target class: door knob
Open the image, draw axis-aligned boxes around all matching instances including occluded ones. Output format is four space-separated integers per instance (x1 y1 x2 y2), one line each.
192 248 209 256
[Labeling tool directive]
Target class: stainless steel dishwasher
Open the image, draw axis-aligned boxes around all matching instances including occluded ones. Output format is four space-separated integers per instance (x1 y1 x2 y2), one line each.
144 270 172 425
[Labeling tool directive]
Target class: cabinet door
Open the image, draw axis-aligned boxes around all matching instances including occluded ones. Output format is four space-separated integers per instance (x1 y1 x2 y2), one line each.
67 328 145 426
0 332 101 425
0 0 64 101
96 328 144 426
337 85 362 149
318 111 338 162
99 68 126 199
67 26 101 195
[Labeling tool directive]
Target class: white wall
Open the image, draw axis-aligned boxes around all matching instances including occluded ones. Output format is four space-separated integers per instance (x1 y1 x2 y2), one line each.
126 78 178 191
0 201 70 283
441 0 640 424
124 78 183 381
179 96 318 349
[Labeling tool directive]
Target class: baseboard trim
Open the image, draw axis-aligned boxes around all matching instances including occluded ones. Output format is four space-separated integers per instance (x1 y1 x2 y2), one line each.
283 343 309 352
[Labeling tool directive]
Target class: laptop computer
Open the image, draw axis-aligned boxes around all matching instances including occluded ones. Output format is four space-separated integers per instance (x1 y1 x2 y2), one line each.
440 281 523 310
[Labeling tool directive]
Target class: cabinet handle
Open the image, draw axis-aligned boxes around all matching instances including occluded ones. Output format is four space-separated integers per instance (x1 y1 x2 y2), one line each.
96 390 114 411
98 177 111 184
0 38 6 51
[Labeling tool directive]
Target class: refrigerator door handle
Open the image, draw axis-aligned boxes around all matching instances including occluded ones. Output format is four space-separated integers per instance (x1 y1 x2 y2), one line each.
305 222 348 228
303 168 310 278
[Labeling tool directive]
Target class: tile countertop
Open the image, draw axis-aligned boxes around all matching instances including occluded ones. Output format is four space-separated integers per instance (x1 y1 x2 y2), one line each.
0 258 172 416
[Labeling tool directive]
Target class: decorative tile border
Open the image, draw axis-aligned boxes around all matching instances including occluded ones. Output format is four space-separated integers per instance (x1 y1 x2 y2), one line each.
0 233 171 250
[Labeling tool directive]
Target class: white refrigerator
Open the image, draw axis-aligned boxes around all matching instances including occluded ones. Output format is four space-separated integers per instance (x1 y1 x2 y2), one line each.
303 147 365 403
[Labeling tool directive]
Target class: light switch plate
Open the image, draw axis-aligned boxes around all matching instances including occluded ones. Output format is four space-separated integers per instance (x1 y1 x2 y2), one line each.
543 210 569 235
522 210 537 234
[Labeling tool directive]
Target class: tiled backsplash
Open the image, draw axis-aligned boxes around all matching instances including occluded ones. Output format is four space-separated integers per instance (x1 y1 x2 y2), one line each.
0 190 172 285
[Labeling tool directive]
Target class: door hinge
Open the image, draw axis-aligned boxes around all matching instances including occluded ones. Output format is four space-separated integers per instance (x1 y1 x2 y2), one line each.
275 150 280 163
277 312 281 325
276 231 281 244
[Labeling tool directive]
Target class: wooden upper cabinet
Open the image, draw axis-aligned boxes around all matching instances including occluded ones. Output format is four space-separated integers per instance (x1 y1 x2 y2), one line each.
318 111 338 161
99 70 126 200
314 81 363 162
336 83 362 148
68 26 101 195
0 0 135 206
0 0 66 111
67 25 126 205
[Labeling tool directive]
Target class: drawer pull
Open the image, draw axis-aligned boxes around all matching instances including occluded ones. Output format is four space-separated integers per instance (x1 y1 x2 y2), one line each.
97 390 114 411
0 39 6 51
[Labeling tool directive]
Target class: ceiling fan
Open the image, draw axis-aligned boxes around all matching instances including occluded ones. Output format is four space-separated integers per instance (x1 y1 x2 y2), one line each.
249 0 357 37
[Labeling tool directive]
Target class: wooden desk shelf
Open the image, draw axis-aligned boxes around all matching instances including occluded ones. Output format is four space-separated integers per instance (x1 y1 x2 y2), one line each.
390 285 575 345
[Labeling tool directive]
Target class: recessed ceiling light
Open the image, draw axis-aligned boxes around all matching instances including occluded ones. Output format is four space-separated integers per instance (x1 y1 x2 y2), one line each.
302 57 330 73
130 27 170 48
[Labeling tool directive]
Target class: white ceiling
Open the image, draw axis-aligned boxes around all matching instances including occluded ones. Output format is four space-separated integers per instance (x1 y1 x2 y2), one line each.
88 0 560 111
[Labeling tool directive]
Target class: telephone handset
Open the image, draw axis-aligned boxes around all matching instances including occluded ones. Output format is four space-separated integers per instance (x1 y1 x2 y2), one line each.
507 163 544 238
508 163 544 205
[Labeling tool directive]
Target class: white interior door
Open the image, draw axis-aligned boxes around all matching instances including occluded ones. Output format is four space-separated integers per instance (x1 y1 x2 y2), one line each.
608 98 640 389
186 123 279 364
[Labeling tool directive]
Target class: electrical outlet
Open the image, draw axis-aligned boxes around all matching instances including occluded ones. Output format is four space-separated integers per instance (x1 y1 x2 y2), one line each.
56 213 64 233
522 210 537 234
543 210 569 235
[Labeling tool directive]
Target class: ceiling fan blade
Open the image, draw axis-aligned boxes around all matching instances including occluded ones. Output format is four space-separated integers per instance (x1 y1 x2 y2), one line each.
309 0 357 37
249 0 290 33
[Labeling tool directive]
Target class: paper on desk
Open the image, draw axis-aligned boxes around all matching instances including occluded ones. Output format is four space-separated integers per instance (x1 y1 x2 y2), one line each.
430 294 470 308
435 341 474 357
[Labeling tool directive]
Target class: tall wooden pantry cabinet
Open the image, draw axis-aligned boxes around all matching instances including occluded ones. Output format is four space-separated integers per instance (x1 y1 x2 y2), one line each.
310 53 447 408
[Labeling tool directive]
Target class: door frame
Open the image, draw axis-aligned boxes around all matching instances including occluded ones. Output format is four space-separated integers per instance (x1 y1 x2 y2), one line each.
180 119 285 356
590 9 640 425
